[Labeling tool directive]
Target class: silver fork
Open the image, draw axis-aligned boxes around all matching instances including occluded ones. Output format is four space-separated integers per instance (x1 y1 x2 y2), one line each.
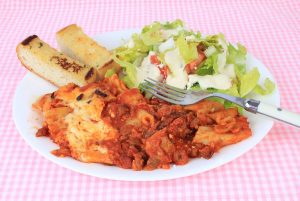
141 78 300 128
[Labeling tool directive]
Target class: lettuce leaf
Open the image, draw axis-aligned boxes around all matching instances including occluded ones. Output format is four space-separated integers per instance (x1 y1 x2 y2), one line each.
224 101 244 113
175 34 198 64
131 33 150 53
220 84 240 97
239 67 260 97
115 34 149 63
162 19 184 29
112 55 137 88
141 22 165 46
227 43 247 79
196 53 218 75
184 31 202 42
201 34 227 74
113 33 150 88
196 65 214 76
201 34 223 50
254 78 275 95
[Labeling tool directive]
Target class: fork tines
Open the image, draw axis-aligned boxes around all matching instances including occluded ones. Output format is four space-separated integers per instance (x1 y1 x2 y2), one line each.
140 78 187 104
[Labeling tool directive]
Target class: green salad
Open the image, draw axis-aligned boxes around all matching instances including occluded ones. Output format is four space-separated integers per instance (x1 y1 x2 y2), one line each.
112 20 275 108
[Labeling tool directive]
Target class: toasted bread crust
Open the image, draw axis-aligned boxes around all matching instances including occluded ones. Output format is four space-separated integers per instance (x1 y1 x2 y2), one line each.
21 35 38 45
56 24 78 35
16 35 98 87
16 47 60 87
56 24 112 70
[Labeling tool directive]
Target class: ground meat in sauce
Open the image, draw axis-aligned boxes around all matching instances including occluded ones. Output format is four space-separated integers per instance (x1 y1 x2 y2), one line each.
101 97 217 170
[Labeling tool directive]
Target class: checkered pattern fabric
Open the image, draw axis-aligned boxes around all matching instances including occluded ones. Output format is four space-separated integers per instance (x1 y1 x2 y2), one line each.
0 0 299 200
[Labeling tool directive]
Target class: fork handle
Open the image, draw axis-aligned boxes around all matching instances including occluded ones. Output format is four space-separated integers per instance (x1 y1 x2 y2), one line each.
245 99 300 128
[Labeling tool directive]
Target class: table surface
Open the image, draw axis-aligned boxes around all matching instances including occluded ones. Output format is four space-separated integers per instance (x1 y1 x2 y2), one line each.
1 0 300 200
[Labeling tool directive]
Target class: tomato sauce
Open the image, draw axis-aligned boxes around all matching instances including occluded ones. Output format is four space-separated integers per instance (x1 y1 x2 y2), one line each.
101 96 215 170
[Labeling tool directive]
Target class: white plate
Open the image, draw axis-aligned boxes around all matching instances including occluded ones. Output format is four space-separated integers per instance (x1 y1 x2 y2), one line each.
13 30 280 181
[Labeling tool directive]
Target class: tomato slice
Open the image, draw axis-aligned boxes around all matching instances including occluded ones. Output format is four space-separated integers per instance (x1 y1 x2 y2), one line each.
150 54 169 80
185 51 206 74
159 65 169 81
198 52 206 62
150 55 160 65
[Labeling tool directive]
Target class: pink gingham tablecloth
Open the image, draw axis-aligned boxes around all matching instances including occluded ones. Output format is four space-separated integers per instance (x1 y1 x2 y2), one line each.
1 0 300 200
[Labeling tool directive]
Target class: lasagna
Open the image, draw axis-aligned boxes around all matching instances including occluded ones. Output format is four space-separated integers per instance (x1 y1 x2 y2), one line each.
33 75 252 170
